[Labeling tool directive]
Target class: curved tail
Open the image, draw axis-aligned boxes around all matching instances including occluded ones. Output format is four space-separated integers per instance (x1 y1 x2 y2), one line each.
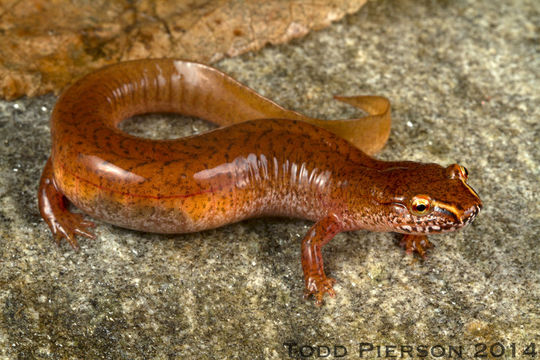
64 59 391 155
305 95 391 156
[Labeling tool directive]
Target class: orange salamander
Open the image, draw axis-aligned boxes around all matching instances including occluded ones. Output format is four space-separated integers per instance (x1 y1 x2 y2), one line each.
38 59 482 305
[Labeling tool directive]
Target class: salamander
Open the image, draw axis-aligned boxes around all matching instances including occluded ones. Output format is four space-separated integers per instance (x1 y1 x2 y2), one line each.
38 59 482 305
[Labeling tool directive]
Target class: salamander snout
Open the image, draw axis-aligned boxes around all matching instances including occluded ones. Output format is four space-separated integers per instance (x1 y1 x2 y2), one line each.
460 203 482 226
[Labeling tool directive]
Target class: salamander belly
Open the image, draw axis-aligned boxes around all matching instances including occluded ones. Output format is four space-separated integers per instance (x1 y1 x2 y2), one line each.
55 164 268 233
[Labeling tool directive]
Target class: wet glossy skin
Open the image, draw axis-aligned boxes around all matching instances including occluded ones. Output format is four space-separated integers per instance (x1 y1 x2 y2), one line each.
38 59 482 305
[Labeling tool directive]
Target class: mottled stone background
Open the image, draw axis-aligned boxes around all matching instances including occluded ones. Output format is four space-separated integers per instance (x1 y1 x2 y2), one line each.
0 0 538 358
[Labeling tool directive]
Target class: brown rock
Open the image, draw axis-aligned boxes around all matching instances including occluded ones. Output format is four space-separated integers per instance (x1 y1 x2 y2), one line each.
0 0 366 99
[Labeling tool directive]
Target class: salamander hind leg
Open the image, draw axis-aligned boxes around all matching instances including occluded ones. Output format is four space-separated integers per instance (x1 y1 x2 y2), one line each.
400 234 433 259
38 158 96 250
301 215 342 305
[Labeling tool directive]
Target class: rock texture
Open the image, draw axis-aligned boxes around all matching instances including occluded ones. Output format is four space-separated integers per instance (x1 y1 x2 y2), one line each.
0 0 538 358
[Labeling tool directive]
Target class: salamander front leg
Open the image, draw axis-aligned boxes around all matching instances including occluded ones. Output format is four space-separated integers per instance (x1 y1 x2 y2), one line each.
400 234 433 259
301 214 342 305
38 158 96 250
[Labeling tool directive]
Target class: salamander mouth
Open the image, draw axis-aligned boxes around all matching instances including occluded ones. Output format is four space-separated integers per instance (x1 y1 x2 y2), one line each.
397 204 481 234
461 204 481 226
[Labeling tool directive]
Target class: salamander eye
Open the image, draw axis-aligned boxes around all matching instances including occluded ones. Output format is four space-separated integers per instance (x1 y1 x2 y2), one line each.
459 165 469 180
410 195 432 216
446 164 469 180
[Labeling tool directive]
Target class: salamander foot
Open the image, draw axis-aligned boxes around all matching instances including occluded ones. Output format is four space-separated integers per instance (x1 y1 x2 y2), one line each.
38 157 96 250
304 276 336 306
400 234 433 259
48 211 96 250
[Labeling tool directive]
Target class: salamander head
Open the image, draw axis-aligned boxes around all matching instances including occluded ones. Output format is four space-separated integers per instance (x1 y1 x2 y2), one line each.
380 163 482 234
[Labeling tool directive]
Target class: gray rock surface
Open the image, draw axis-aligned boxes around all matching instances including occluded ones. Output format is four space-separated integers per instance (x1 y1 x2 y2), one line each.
1 0 538 358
